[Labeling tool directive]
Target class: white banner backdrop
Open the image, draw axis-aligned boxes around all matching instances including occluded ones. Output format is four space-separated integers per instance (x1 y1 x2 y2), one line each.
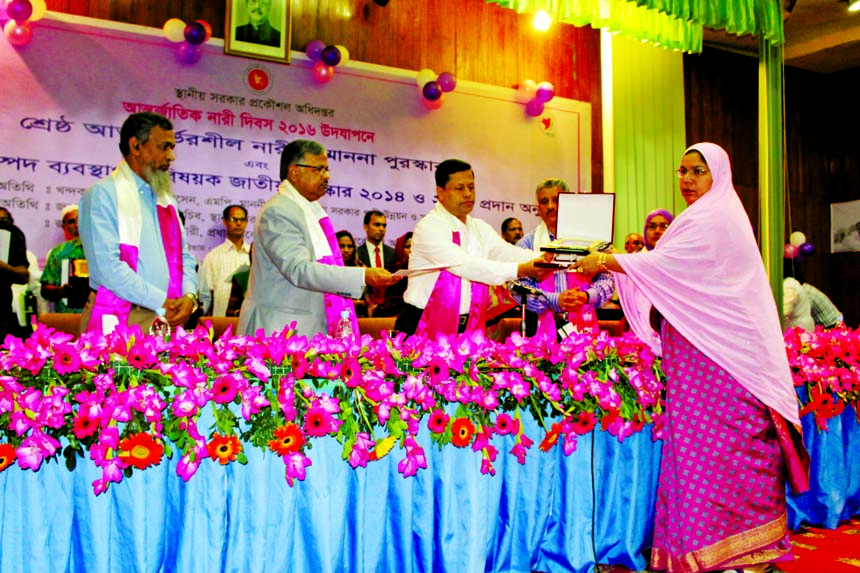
0 13 590 262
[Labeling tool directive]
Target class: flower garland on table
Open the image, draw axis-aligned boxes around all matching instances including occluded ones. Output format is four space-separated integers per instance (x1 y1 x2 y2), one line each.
784 325 860 430
0 321 665 495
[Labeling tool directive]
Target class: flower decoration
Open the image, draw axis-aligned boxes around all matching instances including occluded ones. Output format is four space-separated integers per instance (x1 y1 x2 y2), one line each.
1 319 851 496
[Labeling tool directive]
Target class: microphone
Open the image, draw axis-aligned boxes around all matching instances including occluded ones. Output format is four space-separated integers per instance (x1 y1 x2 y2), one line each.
508 281 540 297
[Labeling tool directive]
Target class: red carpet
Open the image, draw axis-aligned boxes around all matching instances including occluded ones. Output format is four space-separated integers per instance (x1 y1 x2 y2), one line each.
779 516 860 573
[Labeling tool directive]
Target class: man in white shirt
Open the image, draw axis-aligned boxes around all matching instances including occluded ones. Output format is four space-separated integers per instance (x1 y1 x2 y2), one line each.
357 210 396 269
394 158 551 338
198 204 251 316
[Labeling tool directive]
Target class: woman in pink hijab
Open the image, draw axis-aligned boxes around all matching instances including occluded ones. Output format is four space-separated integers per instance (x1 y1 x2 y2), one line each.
574 143 808 573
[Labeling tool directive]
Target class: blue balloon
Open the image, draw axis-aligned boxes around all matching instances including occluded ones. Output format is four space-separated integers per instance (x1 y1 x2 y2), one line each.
422 81 442 101
184 22 207 45
799 242 815 257
321 46 342 67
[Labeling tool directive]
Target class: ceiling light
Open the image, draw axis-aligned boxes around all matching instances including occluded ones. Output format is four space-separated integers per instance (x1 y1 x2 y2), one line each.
849 0 860 12
533 10 552 32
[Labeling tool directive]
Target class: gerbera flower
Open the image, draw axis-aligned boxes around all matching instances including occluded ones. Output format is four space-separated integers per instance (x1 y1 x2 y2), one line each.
571 411 597 435
450 417 475 448
211 374 239 404
52 343 82 375
72 411 100 439
303 404 333 438
207 433 242 465
0 443 16 471
126 342 157 369
427 409 449 434
494 413 517 435
268 423 305 455
118 432 164 470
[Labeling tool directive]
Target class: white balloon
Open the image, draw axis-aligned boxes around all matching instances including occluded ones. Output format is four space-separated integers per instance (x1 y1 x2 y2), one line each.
335 45 350 66
163 18 186 43
789 231 806 247
416 68 435 88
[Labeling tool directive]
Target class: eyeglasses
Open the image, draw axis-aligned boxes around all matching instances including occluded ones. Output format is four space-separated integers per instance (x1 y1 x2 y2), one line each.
646 222 669 231
676 167 709 179
63 218 78 225
226 217 247 223
294 164 331 174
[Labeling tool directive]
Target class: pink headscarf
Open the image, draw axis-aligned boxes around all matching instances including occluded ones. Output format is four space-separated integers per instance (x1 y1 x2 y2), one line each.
643 208 674 250
615 142 800 426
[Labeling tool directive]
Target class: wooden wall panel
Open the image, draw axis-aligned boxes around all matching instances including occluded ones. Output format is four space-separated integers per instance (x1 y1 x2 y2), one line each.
685 50 860 327
44 0 602 192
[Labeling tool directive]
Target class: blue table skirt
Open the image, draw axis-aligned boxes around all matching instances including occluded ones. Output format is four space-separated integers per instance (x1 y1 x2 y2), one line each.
0 413 661 573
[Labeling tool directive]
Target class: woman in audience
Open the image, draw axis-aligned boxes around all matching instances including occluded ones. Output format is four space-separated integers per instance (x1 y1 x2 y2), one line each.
336 230 361 267
643 208 674 250
573 143 807 573
372 232 412 317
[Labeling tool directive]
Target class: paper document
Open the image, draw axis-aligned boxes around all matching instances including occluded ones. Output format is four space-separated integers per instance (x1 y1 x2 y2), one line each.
0 229 9 263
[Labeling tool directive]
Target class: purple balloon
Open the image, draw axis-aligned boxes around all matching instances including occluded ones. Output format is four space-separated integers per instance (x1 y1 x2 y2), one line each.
321 45 342 67
535 81 555 103
422 81 443 102
306 39 326 62
799 242 815 257
437 72 457 92
7 0 33 23
184 22 207 45
525 98 544 117
793 253 806 263
177 42 202 65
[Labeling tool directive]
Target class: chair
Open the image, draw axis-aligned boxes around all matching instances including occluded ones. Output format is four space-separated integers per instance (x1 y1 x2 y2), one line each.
38 313 82 337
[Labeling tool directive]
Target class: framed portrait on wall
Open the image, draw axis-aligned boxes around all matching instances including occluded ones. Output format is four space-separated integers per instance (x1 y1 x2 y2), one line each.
225 0 291 64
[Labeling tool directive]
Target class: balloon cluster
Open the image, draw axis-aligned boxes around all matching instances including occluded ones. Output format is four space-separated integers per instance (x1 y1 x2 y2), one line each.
306 40 350 84
163 17 212 65
783 231 815 261
415 69 457 110
3 0 48 48
517 79 555 117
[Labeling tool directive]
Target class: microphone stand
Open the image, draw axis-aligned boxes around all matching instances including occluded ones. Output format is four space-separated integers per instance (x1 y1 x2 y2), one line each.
508 281 545 337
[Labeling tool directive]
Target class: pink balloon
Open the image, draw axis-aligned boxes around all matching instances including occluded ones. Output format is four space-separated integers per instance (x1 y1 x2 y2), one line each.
535 81 555 103
783 244 798 259
177 42 202 64
6 0 33 23
4 20 32 47
437 72 457 92
312 61 334 84
525 98 544 117
423 94 444 110
306 40 326 62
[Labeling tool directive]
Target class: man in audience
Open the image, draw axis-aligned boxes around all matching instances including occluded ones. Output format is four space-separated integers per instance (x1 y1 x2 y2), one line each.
239 139 398 337
501 217 524 245
394 159 551 338
198 204 251 316
357 210 395 269
624 232 645 253
516 178 614 337
40 205 90 313
0 208 31 340
803 282 843 329
79 111 199 333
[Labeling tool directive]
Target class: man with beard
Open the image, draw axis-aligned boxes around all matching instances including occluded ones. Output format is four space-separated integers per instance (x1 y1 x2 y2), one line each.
238 139 399 338
0 207 31 340
79 111 198 334
235 0 281 47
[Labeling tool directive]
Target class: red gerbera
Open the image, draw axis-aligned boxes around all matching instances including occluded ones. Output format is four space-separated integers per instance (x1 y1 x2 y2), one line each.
72 411 100 439
450 417 475 448
0 443 17 471
571 412 597 435
118 432 164 470
268 423 305 455
207 433 242 465
427 409 450 434
303 406 331 438
539 422 562 452
211 375 239 404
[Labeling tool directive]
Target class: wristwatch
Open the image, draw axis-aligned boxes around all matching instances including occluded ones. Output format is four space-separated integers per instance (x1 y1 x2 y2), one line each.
183 292 199 307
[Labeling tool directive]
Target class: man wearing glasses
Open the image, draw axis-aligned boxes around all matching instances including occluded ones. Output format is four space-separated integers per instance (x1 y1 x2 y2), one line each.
238 139 399 338
198 205 251 316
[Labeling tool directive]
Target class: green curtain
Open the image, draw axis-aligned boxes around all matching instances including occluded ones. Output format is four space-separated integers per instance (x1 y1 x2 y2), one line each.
631 0 784 44
606 32 686 250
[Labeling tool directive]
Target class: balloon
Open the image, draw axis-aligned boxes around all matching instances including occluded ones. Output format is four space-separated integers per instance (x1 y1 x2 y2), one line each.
525 98 545 117
163 18 186 43
4 19 32 46
321 45 342 67
335 44 350 66
793 253 806 263
422 81 442 101
783 244 798 259
6 0 33 23
789 231 806 246
437 72 457 92
517 79 537 102
799 242 815 257
306 39 326 61
535 81 555 103
184 21 207 45
195 19 212 43
423 94 444 110
29 0 46 22
312 61 334 84
416 68 435 87
177 42 202 64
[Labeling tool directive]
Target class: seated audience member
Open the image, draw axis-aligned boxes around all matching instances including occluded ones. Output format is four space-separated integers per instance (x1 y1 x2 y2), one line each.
803 282 843 329
336 230 361 267
624 233 645 253
643 209 674 250
373 231 412 317
783 276 814 331
40 205 90 313
501 217 524 245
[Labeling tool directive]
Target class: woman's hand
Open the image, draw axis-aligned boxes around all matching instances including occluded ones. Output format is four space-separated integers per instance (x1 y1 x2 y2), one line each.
558 289 588 312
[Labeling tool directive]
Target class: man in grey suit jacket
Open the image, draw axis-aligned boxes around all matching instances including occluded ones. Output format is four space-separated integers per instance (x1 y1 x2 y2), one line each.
238 140 398 337
357 210 396 269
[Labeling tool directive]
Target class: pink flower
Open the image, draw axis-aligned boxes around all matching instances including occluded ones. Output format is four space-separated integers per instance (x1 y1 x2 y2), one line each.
211 373 240 404
52 343 82 374
176 453 201 482
494 413 518 436
91 457 126 495
284 452 312 486
427 410 449 434
348 433 373 469
303 404 334 437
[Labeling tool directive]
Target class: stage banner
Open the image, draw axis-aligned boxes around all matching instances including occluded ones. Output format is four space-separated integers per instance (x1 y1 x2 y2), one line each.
0 13 590 262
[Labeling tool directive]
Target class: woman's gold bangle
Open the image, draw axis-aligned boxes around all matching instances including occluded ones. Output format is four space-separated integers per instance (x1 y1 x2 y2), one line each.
598 253 608 272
